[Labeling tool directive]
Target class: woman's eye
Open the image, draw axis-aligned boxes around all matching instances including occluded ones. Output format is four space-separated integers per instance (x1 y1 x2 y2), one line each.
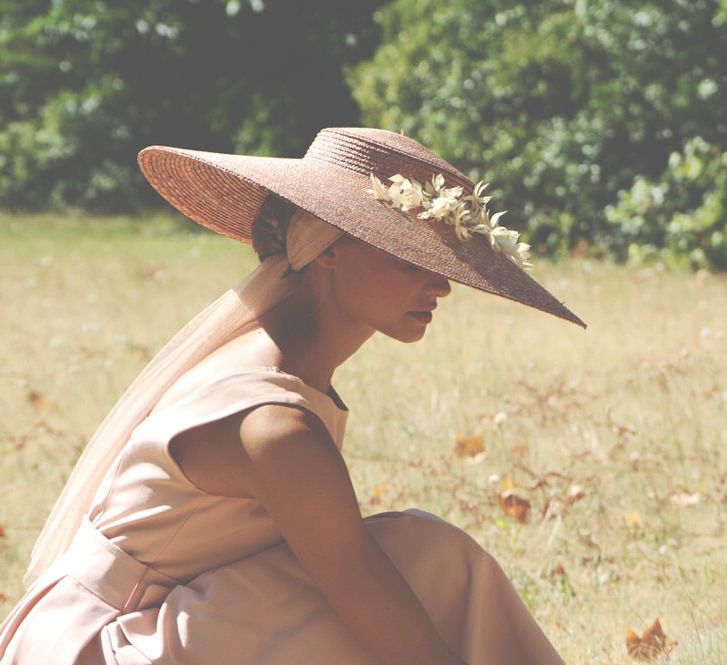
395 257 420 272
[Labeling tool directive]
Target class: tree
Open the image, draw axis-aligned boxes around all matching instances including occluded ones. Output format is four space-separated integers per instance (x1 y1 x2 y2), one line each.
0 0 383 210
348 0 727 264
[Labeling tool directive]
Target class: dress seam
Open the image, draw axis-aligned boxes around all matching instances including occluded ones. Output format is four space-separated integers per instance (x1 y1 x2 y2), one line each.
150 494 208 572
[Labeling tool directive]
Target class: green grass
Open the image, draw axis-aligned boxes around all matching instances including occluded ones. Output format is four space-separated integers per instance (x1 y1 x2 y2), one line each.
1 213 726 664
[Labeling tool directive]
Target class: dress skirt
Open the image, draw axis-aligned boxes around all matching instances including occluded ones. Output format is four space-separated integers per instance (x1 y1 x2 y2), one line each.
89 509 510 665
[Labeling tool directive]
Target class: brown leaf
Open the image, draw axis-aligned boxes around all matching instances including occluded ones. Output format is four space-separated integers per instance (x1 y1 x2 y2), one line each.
369 484 388 506
550 564 567 578
0 593 8 602
498 490 531 523
454 434 485 458
0 524 5 538
27 390 48 410
626 619 677 661
510 443 528 458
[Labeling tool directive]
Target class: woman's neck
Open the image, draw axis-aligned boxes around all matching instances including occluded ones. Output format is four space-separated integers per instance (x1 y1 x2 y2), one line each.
258 282 373 394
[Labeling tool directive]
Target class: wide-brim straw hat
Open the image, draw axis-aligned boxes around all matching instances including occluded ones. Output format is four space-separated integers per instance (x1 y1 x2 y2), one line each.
138 127 585 327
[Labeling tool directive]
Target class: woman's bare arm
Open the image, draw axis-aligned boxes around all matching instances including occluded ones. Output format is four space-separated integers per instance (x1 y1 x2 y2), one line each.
238 404 466 665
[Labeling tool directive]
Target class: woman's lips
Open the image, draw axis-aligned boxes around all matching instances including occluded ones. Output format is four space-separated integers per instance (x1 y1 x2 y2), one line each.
408 311 433 324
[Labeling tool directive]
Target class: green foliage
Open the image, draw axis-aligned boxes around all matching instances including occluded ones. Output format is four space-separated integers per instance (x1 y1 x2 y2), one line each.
3 0 726 269
0 0 383 210
605 138 727 270
348 0 727 264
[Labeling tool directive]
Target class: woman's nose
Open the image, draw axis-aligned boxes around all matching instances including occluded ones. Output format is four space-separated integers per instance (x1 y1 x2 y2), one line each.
423 272 452 298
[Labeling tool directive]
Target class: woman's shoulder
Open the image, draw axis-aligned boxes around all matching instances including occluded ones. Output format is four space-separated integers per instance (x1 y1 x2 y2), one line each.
238 400 332 448
141 366 347 448
143 330 348 450
145 366 315 436
150 330 280 414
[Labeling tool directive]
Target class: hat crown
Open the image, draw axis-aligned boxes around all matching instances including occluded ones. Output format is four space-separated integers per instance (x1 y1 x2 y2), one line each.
304 127 472 190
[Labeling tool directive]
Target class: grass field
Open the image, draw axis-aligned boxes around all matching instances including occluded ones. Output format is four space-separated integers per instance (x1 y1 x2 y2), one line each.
1 213 726 664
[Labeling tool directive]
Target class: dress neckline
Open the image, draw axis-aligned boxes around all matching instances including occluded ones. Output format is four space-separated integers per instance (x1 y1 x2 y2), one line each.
243 366 349 413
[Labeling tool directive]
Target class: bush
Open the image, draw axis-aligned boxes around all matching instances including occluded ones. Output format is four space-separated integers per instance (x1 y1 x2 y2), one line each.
0 0 383 211
348 0 727 265
605 138 727 271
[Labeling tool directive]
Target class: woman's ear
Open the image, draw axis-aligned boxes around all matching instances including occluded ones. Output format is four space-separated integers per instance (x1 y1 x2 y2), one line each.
312 240 343 270
312 236 356 270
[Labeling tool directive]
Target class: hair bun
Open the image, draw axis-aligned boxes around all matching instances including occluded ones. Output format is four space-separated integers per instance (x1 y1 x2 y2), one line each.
251 195 297 261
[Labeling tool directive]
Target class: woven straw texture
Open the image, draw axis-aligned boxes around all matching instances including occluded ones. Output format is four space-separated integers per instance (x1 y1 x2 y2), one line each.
138 127 585 327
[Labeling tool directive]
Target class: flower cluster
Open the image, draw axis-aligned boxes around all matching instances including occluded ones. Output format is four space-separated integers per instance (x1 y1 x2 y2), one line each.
368 173 532 270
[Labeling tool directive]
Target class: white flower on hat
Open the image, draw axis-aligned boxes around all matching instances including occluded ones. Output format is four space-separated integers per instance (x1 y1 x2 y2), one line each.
368 173 533 270
424 195 459 220
388 174 424 211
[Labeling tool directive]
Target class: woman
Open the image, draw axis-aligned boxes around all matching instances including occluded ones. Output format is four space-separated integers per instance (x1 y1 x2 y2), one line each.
0 127 584 664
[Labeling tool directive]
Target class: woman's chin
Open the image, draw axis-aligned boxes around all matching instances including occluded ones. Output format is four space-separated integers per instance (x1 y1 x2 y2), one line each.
384 324 428 344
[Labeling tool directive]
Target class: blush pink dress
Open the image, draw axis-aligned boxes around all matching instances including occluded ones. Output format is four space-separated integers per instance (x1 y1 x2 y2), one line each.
0 367 509 665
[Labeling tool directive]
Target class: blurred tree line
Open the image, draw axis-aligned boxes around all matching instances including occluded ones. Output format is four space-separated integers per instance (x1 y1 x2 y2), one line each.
1 0 726 268
0 0 383 209
351 0 727 269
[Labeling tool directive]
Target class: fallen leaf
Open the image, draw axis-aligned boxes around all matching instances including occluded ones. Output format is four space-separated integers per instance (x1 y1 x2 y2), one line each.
626 618 677 660
454 434 485 458
27 390 47 410
0 524 5 537
498 490 531 523
0 593 7 602
626 512 642 528
500 474 515 493
550 564 567 577
369 484 389 506
510 443 528 458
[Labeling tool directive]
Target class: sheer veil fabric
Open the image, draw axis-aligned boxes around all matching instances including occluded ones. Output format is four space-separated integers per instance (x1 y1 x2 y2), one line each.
24 210 343 587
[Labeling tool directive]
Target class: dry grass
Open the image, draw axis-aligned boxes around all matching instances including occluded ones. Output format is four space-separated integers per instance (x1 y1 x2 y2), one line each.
1 213 726 664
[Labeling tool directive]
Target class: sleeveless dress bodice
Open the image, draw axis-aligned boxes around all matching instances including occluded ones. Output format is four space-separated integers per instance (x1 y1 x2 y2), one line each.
89 367 348 583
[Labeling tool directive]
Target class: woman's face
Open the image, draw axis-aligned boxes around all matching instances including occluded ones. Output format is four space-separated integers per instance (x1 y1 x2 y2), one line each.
319 238 452 343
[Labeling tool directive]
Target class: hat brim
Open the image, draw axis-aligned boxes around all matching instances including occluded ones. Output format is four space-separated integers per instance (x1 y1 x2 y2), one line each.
138 146 586 328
